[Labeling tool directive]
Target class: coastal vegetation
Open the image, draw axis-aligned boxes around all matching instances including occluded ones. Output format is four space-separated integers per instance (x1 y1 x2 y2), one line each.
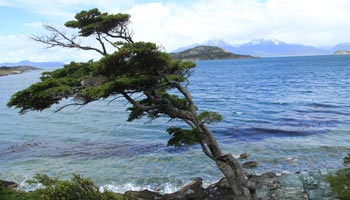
0 174 123 200
7 8 257 199
0 66 40 76
326 154 350 200
170 45 254 61
334 50 350 55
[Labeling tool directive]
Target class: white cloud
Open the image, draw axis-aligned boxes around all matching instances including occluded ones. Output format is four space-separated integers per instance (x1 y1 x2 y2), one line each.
128 0 350 50
1 0 350 62
0 34 100 63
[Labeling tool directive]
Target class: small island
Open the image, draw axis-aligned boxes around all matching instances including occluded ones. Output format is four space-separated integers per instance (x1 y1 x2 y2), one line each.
170 45 255 61
0 66 41 77
333 50 350 55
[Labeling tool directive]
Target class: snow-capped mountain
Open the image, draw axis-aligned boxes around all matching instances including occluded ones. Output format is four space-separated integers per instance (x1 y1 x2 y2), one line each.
247 38 284 46
234 39 324 57
173 39 348 57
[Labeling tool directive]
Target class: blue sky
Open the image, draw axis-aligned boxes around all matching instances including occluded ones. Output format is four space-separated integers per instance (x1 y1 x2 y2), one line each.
1 0 350 63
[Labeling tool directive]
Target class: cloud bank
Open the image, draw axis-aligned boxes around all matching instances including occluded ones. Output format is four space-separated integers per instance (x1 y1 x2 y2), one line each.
1 0 350 62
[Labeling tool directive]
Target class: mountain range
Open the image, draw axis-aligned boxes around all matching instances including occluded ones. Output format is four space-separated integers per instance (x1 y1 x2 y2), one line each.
173 39 350 57
0 60 64 68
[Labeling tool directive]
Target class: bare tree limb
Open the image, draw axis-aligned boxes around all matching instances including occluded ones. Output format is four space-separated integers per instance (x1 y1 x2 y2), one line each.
31 24 106 56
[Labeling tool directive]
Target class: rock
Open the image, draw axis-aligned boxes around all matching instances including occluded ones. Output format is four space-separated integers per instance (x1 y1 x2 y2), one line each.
250 172 279 190
239 153 250 159
300 170 337 200
124 189 162 200
0 180 18 189
204 178 237 200
164 177 204 200
242 161 259 168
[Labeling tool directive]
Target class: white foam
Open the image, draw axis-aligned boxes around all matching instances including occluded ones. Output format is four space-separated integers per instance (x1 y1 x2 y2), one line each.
100 182 179 194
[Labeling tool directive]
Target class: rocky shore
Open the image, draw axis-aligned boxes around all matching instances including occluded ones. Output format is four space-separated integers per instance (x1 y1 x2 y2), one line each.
0 66 41 76
123 170 337 200
1 170 337 200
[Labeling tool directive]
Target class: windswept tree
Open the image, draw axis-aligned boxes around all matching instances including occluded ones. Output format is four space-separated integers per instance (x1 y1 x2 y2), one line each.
8 8 257 200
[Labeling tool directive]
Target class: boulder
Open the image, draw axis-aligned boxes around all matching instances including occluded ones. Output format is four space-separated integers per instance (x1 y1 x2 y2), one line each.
242 161 259 168
0 180 18 189
239 153 250 159
164 177 204 200
124 189 162 200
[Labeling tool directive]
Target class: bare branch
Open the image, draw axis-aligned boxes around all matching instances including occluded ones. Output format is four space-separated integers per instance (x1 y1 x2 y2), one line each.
31 24 106 56
54 103 84 113
107 95 123 106
104 23 134 43
96 33 107 55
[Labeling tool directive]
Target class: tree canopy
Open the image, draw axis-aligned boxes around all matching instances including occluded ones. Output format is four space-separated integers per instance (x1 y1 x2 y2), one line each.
8 8 257 200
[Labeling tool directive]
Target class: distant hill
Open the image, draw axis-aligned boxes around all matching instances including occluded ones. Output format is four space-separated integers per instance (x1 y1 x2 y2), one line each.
334 50 350 55
170 45 255 61
0 60 64 68
174 39 350 57
0 66 41 76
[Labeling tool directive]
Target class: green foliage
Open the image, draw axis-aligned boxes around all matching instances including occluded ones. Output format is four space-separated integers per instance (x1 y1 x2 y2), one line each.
198 111 222 124
7 41 196 114
167 127 200 146
344 153 350 166
0 174 123 200
65 8 130 37
0 185 36 200
326 154 350 200
27 174 123 200
326 168 350 200
7 78 73 113
7 61 95 113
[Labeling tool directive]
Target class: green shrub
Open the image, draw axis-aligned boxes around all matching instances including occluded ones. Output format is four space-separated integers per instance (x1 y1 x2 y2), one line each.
0 174 124 200
327 153 350 200
0 185 36 200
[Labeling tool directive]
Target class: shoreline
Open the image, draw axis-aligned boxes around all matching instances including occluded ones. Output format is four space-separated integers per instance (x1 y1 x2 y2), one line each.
1 169 337 199
0 66 41 77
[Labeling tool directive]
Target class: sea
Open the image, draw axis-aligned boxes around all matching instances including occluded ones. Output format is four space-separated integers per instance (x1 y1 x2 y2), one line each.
0 55 350 193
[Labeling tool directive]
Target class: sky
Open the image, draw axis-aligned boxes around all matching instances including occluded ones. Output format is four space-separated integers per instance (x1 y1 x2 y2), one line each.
1 0 350 63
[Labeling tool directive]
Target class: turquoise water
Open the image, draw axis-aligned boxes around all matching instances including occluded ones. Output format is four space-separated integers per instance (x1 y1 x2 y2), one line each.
1 55 350 192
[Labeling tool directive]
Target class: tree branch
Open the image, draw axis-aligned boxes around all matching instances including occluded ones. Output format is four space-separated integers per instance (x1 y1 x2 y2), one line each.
121 92 158 111
96 33 107 55
31 24 106 56
200 141 215 161
54 103 85 113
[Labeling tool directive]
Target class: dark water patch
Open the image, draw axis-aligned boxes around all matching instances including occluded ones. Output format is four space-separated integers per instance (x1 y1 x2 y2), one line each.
278 117 339 129
164 146 197 154
221 126 325 142
307 102 341 109
0 141 42 159
314 109 350 116
293 107 350 117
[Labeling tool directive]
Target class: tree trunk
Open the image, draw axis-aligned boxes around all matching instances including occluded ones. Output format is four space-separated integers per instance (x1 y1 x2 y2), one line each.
200 124 257 200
